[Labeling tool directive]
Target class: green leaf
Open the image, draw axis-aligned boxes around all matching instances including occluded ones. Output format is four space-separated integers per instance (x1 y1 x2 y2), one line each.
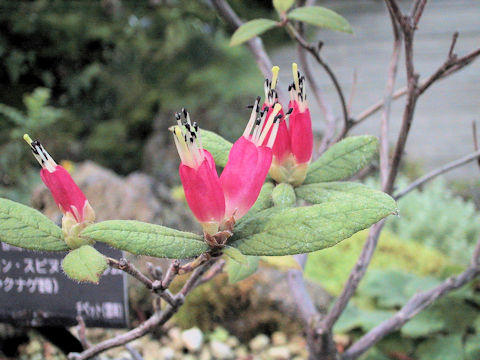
273 0 295 13
226 255 259 284
296 183 397 213
304 136 378 184
232 207 284 240
62 245 107 283
465 334 480 360
0 198 68 251
334 304 393 333
287 6 353 34
230 19 278 46
81 220 209 259
200 129 232 167
230 194 397 256
248 182 274 215
272 183 296 207
223 245 247 264
416 334 464 360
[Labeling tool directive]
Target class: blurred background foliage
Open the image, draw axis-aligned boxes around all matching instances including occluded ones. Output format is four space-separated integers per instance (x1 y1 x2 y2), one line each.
0 0 279 195
1 1 480 359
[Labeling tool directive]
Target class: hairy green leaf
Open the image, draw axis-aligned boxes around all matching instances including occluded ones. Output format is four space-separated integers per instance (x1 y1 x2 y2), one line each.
230 19 278 46
0 197 67 251
223 245 247 264
226 255 259 284
272 183 296 207
62 245 107 283
81 220 209 259
273 0 295 13
200 129 232 167
296 182 395 210
416 334 464 360
287 6 353 33
304 135 378 184
230 194 397 256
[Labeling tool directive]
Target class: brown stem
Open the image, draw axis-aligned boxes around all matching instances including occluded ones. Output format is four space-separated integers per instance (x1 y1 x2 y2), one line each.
286 23 350 139
394 149 480 200
68 259 218 360
344 258 480 358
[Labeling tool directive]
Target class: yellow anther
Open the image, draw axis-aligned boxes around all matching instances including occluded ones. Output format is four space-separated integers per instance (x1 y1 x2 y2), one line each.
292 63 300 93
23 133 33 145
271 66 280 90
273 103 282 116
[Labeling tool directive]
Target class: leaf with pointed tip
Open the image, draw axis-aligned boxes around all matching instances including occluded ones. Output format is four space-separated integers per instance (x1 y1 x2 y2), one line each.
226 255 259 284
62 245 107 283
229 194 397 256
272 183 296 207
287 6 353 34
0 198 68 251
230 19 278 46
273 0 295 13
296 182 395 210
81 220 209 259
200 130 232 167
304 136 378 184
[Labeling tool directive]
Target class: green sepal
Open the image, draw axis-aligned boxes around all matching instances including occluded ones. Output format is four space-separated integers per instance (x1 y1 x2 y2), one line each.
0 197 68 251
304 135 378 184
62 245 108 283
80 220 209 259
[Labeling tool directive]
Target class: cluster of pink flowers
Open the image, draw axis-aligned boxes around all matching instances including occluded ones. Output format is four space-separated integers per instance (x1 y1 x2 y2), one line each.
25 63 313 241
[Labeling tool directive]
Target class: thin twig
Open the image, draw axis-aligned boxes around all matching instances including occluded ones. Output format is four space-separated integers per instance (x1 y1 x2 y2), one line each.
472 121 480 169
69 260 218 360
343 262 480 359
380 3 403 189
197 259 226 286
394 149 480 200
286 23 350 138
211 0 286 103
76 316 90 350
125 344 144 360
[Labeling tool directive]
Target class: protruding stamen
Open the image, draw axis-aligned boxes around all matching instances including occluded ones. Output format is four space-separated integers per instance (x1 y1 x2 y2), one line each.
171 110 204 168
292 63 300 96
257 103 282 146
271 66 280 90
23 134 57 173
243 96 261 138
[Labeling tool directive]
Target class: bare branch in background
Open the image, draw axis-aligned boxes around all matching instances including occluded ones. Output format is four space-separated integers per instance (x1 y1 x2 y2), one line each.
69 259 220 360
380 3 403 189
286 23 351 140
343 258 480 359
394 149 480 200
472 121 480 170
211 0 287 103
125 344 144 360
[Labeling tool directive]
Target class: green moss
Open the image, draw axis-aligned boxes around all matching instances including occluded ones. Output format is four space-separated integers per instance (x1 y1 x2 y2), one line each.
304 230 459 296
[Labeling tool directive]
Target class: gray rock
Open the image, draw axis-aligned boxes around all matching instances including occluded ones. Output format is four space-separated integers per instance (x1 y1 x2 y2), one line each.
210 340 234 360
267 346 290 360
181 327 204 353
249 334 270 353
271 331 287 346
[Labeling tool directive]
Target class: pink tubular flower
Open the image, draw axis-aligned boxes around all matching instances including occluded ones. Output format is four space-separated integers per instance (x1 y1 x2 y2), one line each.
265 64 314 186
172 103 281 235
23 134 95 224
